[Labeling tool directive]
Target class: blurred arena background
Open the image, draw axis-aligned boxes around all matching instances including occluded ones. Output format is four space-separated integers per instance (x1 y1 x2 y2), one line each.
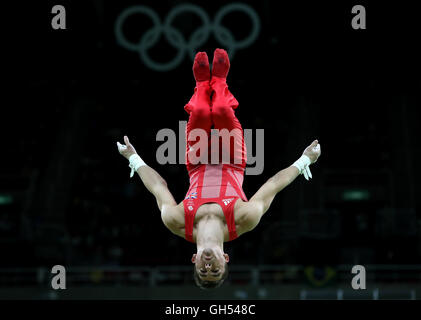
1 0 420 299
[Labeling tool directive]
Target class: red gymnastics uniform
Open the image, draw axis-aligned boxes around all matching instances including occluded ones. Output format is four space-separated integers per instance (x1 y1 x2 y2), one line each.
183 77 247 243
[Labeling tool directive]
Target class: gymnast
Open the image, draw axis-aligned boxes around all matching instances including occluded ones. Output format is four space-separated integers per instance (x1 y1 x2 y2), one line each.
117 49 321 289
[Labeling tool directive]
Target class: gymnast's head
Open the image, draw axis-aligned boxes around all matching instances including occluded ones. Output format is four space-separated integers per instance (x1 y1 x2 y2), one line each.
192 247 229 289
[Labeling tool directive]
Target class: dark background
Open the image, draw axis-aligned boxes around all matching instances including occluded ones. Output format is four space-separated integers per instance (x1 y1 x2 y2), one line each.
1 0 420 298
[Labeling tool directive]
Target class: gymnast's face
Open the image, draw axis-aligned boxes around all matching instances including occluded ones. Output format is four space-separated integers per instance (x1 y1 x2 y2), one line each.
192 247 229 281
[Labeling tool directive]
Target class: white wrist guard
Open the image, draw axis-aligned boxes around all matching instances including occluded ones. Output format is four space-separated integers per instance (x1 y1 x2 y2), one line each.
129 154 146 178
293 155 312 180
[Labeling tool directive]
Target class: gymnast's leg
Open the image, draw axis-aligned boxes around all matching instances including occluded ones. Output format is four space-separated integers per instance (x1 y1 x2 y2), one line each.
185 52 212 172
210 49 247 168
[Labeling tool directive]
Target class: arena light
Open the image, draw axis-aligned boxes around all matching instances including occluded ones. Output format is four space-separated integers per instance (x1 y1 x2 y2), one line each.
342 189 370 201
0 194 13 205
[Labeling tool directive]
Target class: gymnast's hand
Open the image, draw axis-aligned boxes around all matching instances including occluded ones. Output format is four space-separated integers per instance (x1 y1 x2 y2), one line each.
303 140 321 164
117 135 138 160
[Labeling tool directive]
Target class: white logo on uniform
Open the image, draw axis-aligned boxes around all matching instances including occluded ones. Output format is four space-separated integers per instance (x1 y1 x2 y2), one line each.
222 198 234 206
188 205 193 211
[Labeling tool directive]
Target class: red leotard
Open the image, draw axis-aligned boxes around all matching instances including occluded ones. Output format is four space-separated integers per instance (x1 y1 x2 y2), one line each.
183 77 247 243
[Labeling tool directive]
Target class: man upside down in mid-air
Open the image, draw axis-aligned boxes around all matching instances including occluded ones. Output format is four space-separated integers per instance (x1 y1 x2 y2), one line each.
117 48 321 289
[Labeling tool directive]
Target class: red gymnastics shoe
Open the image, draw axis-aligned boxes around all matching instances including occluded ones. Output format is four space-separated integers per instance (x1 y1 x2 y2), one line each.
193 51 210 83
211 48 230 79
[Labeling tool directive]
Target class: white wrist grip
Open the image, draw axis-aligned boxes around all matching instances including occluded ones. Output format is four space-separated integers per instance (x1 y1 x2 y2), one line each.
129 154 146 178
293 155 312 180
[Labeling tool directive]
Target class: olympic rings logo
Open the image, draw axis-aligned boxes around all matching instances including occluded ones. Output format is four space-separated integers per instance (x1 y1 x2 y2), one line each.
115 3 261 72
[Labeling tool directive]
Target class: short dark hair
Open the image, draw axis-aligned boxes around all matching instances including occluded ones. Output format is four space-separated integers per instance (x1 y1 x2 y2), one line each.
193 263 228 290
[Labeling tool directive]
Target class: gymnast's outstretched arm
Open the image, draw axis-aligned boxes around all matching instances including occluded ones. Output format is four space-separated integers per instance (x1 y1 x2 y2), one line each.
116 136 177 213
238 140 321 232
